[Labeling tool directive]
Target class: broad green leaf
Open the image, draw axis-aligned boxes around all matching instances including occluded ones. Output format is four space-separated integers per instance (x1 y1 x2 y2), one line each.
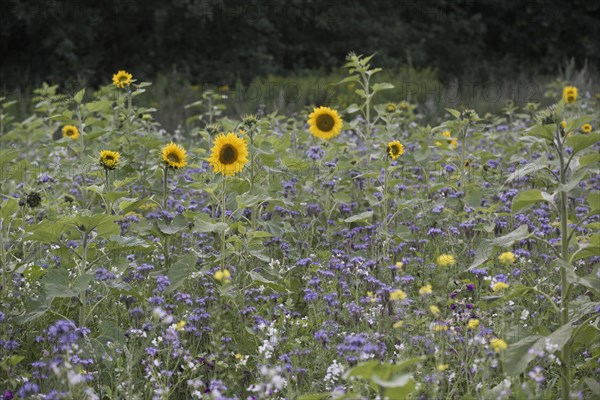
372 83 394 93
74 88 85 104
512 190 554 212
337 75 361 85
588 192 600 212
42 269 78 298
165 253 197 294
571 233 600 262
525 124 554 141
446 109 461 119
504 160 547 183
248 270 289 293
579 153 600 168
566 133 600 155
344 210 373 223
344 103 360 114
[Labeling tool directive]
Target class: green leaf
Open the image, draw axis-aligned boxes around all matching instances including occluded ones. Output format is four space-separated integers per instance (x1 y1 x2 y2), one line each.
446 109 461 119
344 210 373 223
469 225 530 270
588 192 600 212
74 88 85 104
42 269 78 298
571 233 600 262
157 214 188 235
248 270 290 293
165 253 197 294
566 133 600 155
297 395 329 400
504 160 547 183
85 100 112 113
337 75 361 85
525 124 554 141
579 153 600 169
344 103 361 114
0 198 19 218
512 190 554 213
372 83 394 93
67 214 119 237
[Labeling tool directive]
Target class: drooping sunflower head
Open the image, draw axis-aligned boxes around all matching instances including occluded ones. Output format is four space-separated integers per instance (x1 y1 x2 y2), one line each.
308 106 343 140
386 140 405 160
562 86 578 104
112 70 133 89
208 132 249 176
162 142 188 169
99 150 120 170
62 125 80 140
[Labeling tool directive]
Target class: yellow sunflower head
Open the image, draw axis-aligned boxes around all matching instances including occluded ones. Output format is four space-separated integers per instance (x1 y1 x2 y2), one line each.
308 106 343 140
387 140 405 160
208 132 249 176
62 125 80 140
562 86 578 104
581 123 592 134
162 142 188 169
112 70 133 89
99 150 120 170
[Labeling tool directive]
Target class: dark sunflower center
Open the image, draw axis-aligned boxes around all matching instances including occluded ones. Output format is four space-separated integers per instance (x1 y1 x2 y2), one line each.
167 153 180 163
567 95 575 102
119 76 127 82
316 114 335 132
389 145 399 155
66 130 74 136
105 155 114 161
219 145 237 165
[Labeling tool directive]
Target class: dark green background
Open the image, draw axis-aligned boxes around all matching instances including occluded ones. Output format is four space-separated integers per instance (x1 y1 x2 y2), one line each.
1 0 598 91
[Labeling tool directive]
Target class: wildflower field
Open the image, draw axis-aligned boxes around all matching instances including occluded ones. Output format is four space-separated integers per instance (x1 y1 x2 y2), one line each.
0 54 598 400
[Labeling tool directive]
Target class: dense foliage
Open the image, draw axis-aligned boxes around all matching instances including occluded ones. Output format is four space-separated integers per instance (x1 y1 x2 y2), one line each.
1 0 599 90
0 54 598 399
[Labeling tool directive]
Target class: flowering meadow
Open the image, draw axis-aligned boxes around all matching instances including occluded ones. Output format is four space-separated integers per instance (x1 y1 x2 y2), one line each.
0 54 598 400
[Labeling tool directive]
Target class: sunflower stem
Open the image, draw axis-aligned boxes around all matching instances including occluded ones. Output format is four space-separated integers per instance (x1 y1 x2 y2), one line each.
104 169 111 215
220 176 227 271
383 160 389 257
76 106 87 209
79 230 88 327
163 166 168 210
556 123 572 400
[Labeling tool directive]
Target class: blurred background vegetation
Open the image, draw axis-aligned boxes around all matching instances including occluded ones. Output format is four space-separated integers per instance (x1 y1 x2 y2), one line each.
1 0 599 129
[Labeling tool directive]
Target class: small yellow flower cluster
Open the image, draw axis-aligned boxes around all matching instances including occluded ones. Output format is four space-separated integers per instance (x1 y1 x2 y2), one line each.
498 251 516 265
419 284 433 296
490 338 508 352
436 254 456 267
214 269 231 283
389 289 407 301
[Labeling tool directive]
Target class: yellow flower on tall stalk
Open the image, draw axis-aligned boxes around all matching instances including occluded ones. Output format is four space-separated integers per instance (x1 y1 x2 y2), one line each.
436 254 456 267
308 106 343 140
99 150 120 171
498 251 516 265
209 132 249 176
467 319 480 329
492 281 509 292
387 140 405 160
442 130 458 149
419 284 433 296
490 338 508 352
581 123 592 134
62 125 80 140
162 142 188 169
562 86 578 104
389 289 407 301
112 70 133 89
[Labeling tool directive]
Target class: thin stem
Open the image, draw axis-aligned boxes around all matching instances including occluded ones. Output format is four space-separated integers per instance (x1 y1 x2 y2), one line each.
105 169 111 215
163 167 168 210
220 176 227 271
556 124 571 400
79 231 88 327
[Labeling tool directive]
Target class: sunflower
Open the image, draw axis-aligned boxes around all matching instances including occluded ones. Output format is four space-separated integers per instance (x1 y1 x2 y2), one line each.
581 123 592 134
62 125 80 140
99 150 120 170
208 132 249 176
387 140 404 160
112 70 133 89
442 130 458 149
562 86 578 104
162 142 188 169
308 106 343 140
